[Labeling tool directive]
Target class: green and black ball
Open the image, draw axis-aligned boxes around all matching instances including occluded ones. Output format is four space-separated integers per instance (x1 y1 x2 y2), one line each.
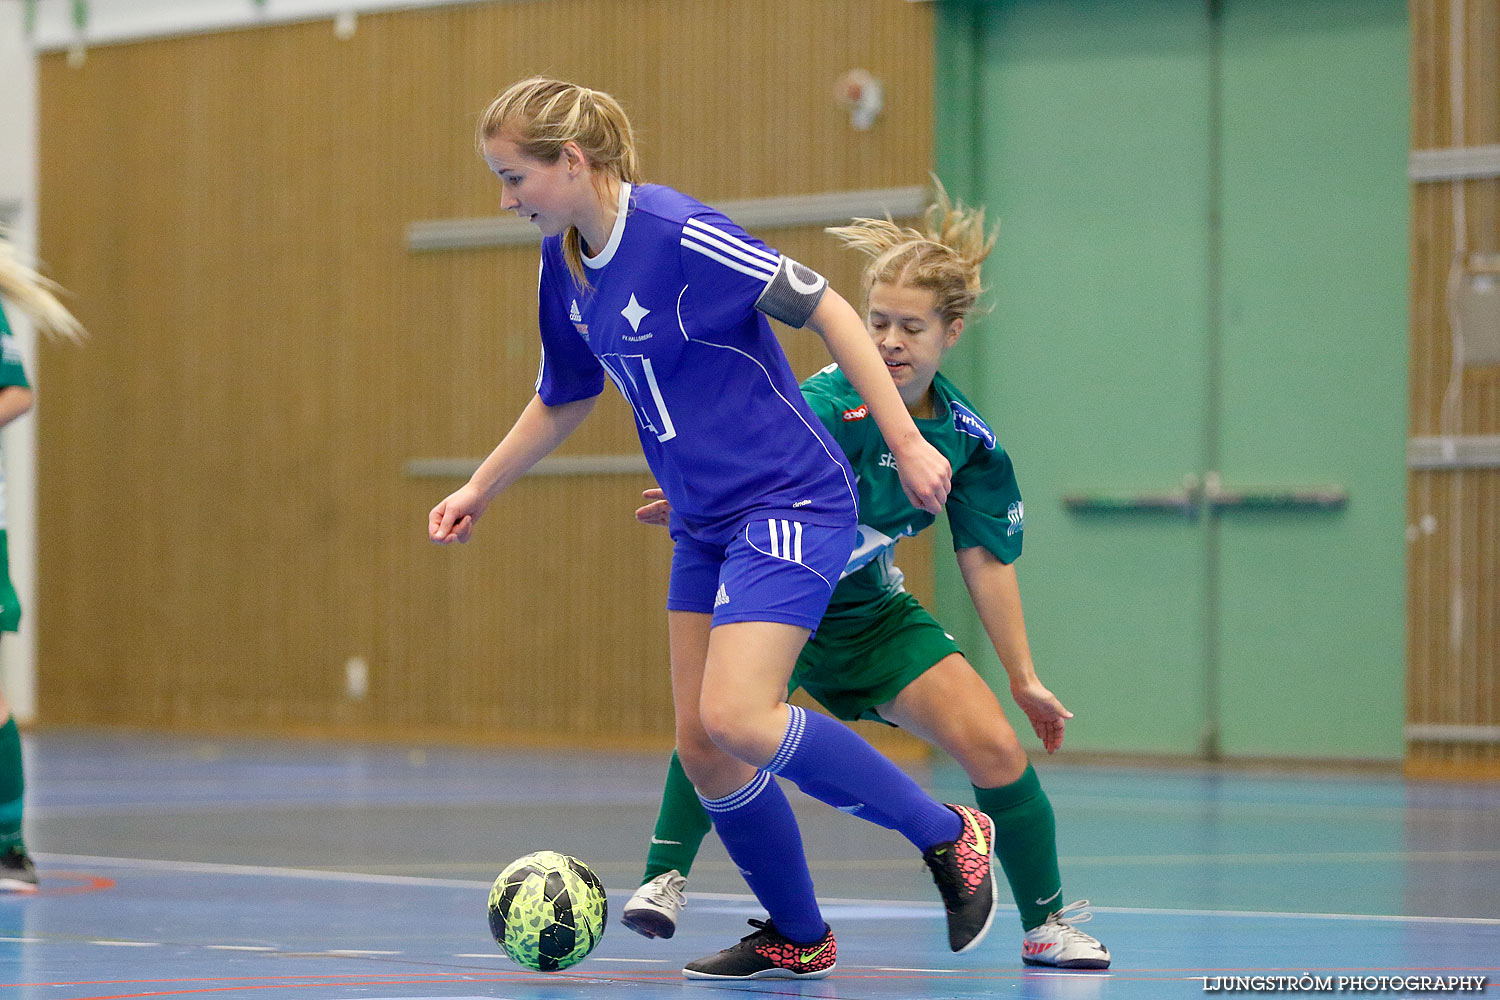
487 850 608 971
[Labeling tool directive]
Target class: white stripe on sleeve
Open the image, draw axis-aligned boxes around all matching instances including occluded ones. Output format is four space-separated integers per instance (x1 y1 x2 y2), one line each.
683 226 780 277
680 238 779 283
684 217 780 267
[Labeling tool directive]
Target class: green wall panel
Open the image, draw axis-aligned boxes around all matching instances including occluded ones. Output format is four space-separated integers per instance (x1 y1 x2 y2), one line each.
1215 0 1408 758
934 0 1407 760
939 0 1215 754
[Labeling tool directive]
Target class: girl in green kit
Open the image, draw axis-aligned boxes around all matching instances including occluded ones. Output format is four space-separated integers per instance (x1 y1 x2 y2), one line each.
625 190 1110 970
0 234 87 891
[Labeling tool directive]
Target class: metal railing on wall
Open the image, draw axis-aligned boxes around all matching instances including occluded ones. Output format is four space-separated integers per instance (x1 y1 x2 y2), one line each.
406 186 930 253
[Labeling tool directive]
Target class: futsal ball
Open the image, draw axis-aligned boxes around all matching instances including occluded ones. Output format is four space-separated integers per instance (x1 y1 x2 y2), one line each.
487 850 608 971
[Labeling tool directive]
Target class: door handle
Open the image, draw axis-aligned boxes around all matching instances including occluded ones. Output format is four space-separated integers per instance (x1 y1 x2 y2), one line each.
1061 474 1203 518
1062 473 1347 517
1201 472 1347 512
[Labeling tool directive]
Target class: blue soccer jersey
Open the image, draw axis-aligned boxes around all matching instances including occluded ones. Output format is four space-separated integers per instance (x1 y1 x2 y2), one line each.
534 182 858 539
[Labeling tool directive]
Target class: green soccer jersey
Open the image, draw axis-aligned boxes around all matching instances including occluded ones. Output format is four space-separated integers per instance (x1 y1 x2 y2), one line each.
0 304 31 533
801 363 1023 621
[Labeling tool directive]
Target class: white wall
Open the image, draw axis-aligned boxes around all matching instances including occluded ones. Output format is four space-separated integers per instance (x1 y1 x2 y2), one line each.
0 5 39 724
27 0 499 50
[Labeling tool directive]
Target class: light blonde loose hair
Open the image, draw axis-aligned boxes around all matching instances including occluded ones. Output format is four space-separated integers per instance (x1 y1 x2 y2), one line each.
478 77 642 289
0 231 87 343
826 180 996 329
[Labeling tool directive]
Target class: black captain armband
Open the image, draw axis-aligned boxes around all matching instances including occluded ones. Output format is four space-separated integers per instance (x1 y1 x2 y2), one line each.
755 256 829 328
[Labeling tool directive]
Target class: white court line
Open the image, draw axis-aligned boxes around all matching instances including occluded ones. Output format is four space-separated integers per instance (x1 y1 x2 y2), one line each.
205 945 278 951
1066 849 1500 866
1088 904 1500 927
37 853 1500 928
91 940 161 947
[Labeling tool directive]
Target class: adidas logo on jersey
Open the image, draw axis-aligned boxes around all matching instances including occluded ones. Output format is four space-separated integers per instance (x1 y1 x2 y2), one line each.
569 300 582 322
842 405 869 421
714 584 730 608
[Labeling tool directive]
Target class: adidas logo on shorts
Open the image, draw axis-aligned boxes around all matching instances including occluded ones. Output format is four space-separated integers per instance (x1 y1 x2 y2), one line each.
714 584 730 608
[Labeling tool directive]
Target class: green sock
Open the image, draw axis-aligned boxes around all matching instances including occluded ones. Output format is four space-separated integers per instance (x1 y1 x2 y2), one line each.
0 716 25 853
974 764 1062 931
642 750 713 883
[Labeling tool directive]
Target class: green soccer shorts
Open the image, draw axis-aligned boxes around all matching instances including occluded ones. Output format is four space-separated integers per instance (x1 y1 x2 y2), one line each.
791 590 963 725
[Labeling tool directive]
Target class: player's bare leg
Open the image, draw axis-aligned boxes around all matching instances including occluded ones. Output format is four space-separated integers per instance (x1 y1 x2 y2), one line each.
667 611 759 797
669 614 835 979
879 653 1028 788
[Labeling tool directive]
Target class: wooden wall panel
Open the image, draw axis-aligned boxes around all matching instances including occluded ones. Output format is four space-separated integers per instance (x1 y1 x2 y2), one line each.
1406 0 1500 777
35 0 934 757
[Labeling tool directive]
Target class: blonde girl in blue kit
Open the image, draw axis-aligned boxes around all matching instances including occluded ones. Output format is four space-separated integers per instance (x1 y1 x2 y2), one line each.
428 78 999 979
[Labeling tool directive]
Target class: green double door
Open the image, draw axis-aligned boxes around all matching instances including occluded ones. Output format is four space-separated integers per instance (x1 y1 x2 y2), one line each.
935 0 1407 758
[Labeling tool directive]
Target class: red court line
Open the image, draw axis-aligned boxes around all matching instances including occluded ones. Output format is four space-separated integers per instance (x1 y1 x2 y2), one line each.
62 972 681 1000
71 979 523 1000
7 973 477 988
1 872 116 897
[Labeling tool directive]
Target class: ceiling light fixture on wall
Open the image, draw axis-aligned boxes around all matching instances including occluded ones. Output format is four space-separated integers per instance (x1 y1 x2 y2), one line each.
834 68 883 131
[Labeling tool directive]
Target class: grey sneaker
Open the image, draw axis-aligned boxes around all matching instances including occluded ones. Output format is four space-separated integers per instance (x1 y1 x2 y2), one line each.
621 869 686 939
0 847 38 893
1022 900 1111 969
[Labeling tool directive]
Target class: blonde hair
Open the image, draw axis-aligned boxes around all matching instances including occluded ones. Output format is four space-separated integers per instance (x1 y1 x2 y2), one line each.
826 179 996 329
478 77 642 289
0 231 87 343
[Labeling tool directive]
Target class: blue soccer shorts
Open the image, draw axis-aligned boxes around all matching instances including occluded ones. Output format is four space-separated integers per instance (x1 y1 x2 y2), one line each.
667 515 857 635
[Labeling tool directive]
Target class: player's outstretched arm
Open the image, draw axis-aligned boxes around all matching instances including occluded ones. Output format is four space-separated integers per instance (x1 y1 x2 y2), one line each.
803 290 951 514
955 545 1073 754
429 393 597 544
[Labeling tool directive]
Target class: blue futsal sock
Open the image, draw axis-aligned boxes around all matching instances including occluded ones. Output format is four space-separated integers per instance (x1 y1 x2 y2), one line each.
766 705 962 851
699 770 825 943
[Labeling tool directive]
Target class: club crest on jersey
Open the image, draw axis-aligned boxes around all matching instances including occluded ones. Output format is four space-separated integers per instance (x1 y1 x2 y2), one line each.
1007 501 1025 537
842 404 869 422
621 292 650 332
950 401 996 450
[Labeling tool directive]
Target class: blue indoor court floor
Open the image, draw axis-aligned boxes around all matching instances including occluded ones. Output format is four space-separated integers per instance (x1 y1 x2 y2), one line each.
2 729 1497 999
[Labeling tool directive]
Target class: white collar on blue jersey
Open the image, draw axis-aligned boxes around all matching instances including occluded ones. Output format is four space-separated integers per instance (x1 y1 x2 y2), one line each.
583 180 632 270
